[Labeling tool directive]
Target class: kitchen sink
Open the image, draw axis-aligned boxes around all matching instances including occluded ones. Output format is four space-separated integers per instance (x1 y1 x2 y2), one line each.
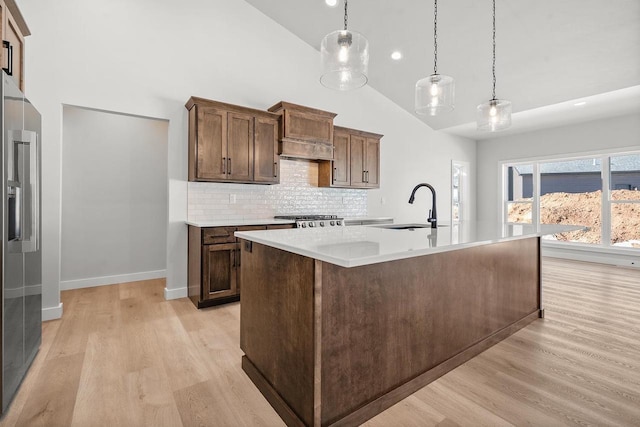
372 223 449 230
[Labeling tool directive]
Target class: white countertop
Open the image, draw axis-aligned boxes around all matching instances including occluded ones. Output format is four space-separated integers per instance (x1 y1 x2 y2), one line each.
186 219 295 227
235 221 585 268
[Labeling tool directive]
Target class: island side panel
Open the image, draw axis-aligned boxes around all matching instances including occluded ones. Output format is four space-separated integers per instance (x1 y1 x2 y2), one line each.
239 241 316 426
320 237 540 425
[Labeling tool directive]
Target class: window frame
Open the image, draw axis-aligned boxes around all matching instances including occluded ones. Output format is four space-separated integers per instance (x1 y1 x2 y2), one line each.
500 148 640 253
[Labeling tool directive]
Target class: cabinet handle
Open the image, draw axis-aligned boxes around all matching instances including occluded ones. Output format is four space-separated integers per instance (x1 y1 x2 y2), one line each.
222 157 226 174
362 170 366 183
274 162 278 177
366 171 369 183
237 248 241 267
333 167 337 181
2 41 12 76
228 158 231 175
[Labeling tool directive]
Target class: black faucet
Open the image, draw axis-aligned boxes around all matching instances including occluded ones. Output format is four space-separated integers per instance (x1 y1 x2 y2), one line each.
408 183 437 228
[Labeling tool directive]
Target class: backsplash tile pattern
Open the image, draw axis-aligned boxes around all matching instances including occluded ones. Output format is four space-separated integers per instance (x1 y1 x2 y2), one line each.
188 159 367 221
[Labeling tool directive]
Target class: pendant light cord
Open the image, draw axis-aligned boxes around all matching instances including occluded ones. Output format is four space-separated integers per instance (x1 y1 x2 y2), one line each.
344 0 348 30
492 0 497 100
433 0 438 75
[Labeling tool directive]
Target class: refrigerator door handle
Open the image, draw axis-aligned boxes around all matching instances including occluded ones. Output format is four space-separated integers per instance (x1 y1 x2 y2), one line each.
7 182 21 242
2 40 13 76
7 130 38 253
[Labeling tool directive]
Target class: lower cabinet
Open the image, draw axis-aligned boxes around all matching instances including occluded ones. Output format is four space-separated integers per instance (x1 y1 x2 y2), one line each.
188 223 294 308
202 243 238 300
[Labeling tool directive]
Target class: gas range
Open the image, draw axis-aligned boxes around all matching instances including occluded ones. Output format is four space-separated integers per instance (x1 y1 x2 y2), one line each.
274 215 344 229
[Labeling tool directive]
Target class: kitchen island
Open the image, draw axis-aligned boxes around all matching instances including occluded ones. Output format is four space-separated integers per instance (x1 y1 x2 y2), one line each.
236 222 580 427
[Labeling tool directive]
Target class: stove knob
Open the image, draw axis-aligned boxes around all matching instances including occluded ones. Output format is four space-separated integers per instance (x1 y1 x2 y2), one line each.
309 222 315 227
336 220 342 226
330 221 335 226
301 223 307 228
320 221 325 227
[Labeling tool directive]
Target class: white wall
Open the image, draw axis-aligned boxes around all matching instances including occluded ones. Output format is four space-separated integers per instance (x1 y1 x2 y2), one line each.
477 113 640 222
19 0 476 315
60 106 168 290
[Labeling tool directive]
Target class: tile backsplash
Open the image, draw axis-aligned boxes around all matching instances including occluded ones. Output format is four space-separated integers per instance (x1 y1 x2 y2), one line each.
188 159 368 221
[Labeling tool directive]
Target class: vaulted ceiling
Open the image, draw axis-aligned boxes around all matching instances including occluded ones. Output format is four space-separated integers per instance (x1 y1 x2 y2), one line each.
245 0 640 139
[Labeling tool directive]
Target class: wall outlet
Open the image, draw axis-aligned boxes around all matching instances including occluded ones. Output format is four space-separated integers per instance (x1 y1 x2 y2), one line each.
342 197 347 204
229 194 237 204
380 197 386 205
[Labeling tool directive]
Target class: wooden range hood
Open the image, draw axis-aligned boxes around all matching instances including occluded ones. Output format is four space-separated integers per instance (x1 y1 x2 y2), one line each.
268 101 337 161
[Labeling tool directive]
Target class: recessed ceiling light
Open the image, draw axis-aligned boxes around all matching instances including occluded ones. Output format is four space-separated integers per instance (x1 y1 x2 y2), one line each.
574 101 587 107
391 51 403 60
325 0 338 7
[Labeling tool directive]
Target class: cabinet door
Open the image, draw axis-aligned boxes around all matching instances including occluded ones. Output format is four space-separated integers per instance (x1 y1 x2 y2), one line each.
332 130 351 186
202 243 237 301
364 137 380 188
349 135 367 187
196 106 227 180
254 117 279 183
227 112 254 181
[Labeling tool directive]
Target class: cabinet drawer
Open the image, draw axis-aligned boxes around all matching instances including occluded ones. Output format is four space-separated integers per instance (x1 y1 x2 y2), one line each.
203 227 237 244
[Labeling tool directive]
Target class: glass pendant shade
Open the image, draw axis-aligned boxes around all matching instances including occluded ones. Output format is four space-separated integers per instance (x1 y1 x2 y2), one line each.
415 74 455 115
476 99 512 131
320 30 369 90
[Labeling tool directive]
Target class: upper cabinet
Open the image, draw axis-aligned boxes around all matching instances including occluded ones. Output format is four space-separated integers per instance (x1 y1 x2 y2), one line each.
319 126 382 189
1 0 30 91
268 101 337 161
186 97 280 184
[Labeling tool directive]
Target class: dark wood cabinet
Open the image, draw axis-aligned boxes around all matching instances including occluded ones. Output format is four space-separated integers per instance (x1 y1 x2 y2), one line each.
253 116 279 183
202 243 237 300
186 97 281 184
227 112 254 181
319 126 382 189
331 130 350 186
1 0 30 91
268 101 337 161
188 223 294 308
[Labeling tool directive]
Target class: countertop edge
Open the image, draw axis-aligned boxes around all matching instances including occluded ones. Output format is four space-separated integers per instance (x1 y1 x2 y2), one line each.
234 225 584 268
186 219 296 227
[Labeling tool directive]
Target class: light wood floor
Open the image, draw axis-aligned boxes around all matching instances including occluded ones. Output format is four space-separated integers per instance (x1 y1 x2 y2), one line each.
1 258 639 426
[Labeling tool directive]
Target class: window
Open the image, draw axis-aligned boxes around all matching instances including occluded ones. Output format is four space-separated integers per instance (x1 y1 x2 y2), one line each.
505 164 534 224
452 160 470 223
502 151 640 251
610 154 640 248
539 158 602 244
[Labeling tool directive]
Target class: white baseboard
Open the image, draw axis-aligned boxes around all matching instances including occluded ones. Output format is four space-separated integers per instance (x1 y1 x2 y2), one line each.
60 270 167 291
42 302 63 321
164 286 187 300
542 245 639 268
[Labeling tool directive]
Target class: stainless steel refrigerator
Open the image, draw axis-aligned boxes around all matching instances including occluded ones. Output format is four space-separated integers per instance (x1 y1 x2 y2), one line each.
1 70 41 414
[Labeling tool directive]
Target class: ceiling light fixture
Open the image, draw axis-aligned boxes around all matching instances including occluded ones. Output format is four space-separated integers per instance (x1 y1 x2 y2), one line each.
415 0 454 116
391 51 402 60
325 0 338 7
477 0 511 131
320 0 369 91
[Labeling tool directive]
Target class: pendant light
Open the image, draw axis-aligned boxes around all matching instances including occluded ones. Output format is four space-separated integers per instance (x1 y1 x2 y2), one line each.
320 0 369 90
415 0 454 116
477 0 511 131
